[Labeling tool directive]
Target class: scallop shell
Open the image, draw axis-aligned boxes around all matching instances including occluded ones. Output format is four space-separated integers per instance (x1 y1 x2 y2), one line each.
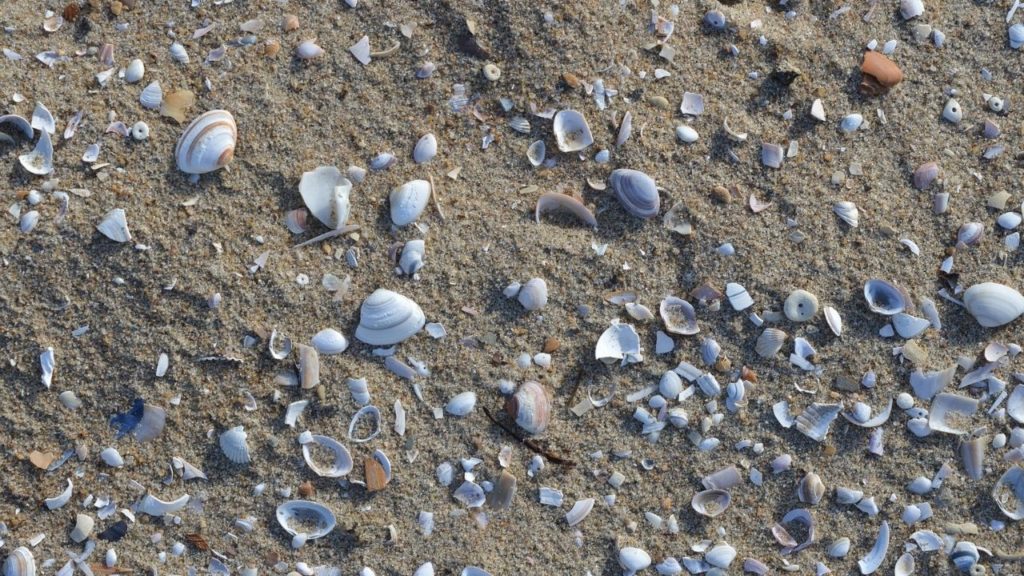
311 328 349 355
390 180 431 227
2 547 35 576
413 133 437 164
96 208 131 242
552 109 593 152
993 466 1024 520
445 391 477 416
219 425 251 464
517 278 548 311
18 130 53 175
784 289 819 322
354 289 426 346
864 279 908 315
301 434 353 477
610 169 660 218
755 328 788 357
139 81 163 110
691 489 731 517
174 110 236 175
659 296 698 335
505 381 551 435
527 140 546 167
276 500 336 541
833 201 859 227
595 320 643 365
299 166 351 229
398 239 426 276
963 282 1024 328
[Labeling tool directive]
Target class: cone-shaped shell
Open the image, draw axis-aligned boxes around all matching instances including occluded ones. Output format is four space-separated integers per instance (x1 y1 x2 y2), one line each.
174 110 236 175
299 166 351 229
355 289 426 345
390 180 431 227
505 381 551 435
610 169 660 218
963 283 1024 328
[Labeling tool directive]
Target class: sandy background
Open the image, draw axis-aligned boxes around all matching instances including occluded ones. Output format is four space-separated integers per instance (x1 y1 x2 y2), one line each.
2 0 1023 574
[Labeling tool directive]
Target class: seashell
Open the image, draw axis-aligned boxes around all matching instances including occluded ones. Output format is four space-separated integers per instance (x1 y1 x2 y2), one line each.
413 563 435 576
705 545 736 569
301 434 353 477
295 344 320 389
795 403 842 442
743 558 768 575
595 320 643 365
1011 23 1024 49
370 152 396 171
390 180 431 226
18 210 39 233
836 487 863 504
797 472 825 505
31 102 55 134
96 208 131 243
413 133 437 164
44 478 73 510
680 92 705 116
509 116 531 134
527 140 546 167
864 279 908 315
3 547 35 576
702 466 742 490
957 222 983 247
998 212 1023 230
348 405 381 443
461 568 493 576
38 346 55 389
454 481 486 507
174 110 236 175
960 436 986 480
219 426 251 464
928 393 978 435
168 42 189 64
136 493 190 516
842 398 893 428
1008 385 1024 424
659 296 698 335
1 114 34 143
615 111 632 147
900 0 923 19
295 39 324 59
963 282 1024 328
311 328 348 355
823 306 842 336
755 328 788 358
704 9 726 29
913 161 940 190
950 542 979 572
675 124 699 143
784 289 819 322
891 313 930 339
71 513 94 543
100 447 124 467
505 381 551 435
691 489 731 517
775 508 816 554
992 466 1024 520
299 166 351 229
618 547 651 574
349 35 371 65
445 391 477 416
552 109 593 152
610 169 660 218
18 131 54 176
355 289 426 345
133 404 166 442
517 278 548 311
725 283 754 311
839 113 863 133
857 520 889 575
276 500 336 542
398 239 426 276
828 538 851 558
811 99 826 122
140 80 163 110
942 98 962 123
833 201 859 227
700 337 721 366
860 51 903 95
124 58 145 83
416 61 436 78
535 193 596 227
347 378 370 406
268 329 292 361
761 143 784 168
365 449 393 492
284 208 310 234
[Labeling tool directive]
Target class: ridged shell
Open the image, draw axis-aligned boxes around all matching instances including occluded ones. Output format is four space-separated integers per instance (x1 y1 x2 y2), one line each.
610 169 660 218
963 282 1024 328
390 180 431 227
795 403 842 442
301 434 353 477
506 381 551 435
96 208 131 243
299 166 351 229
354 289 426 345
691 489 731 517
755 328 788 357
139 81 162 110
517 278 548 311
413 133 437 164
219 425 251 464
276 500 336 540
174 110 236 175
169 42 189 64
552 109 593 152
311 328 349 355
864 279 908 315
3 547 35 576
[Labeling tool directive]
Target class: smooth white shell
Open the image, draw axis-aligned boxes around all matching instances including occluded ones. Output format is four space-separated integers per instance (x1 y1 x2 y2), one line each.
1011 23 1024 49
398 239 426 276
276 500 336 540
136 493 190 516
390 180 431 227
552 109 594 152
96 208 131 242
619 547 652 574
124 58 145 83
219 425 251 464
445 391 477 416
595 320 643 366
355 289 426 346
517 278 548 311
174 110 236 175
311 328 349 355
413 133 437 164
963 282 1024 327
18 131 53 176
301 434 353 477
70 514 94 543
675 124 699 143
299 166 351 229
100 447 124 467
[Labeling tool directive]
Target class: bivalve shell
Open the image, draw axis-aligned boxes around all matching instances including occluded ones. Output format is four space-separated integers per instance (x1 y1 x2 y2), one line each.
299 166 351 229
691 489 731 517
833 201 859 227
296 39 325 59
354 289 426 345
755 328 788 358
517 278 548 311
18 131 53 176
659 296 698 335
413 133 437 164
301 434 353 477
139 81 162 110
797 472 825 504
527 140 546 167
618 548 651 575
390 180 431 226
864 279 908 315
963 282 1024 327
169 42 189 64
311 328 349 355
398 239 426 276
1011 23 1024 49
96 208 131 243
124 58 145 83
505 381 551 435
276 500 336 541
219 426 251 464
610 169 660 218
445 392 477 416
913 161 940 190
174 110 236 175
992 466 1024 520
552 109 593 152
2 547 35 576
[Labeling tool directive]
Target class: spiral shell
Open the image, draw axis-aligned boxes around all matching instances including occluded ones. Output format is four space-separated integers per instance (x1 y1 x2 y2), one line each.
174 110 237 175
390 180 431 227
610 169 660 218
505 381 551 435
354 289 426 346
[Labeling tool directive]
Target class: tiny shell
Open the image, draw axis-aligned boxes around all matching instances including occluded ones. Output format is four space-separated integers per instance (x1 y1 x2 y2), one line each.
19 131 53 175
552 109 593 152
797 472 825 504
445 391 477 416
311 328 349 355
413 133 437 164
517 278 548 311
833 201 859 227
942 98 962 123
169 42 189 64
839 113 863 133
100 447 124 467
761 143 784 168
296 344 320 389
349 35 371 65
398 239 426 276
527 140 546 167
795 403 842 442
96 208 131 242
680 92 705 116
675 124 699 143
565 498 594 526
755 328 788 357
390 180 431 226
140 81 163 109
823 306 843 336
219 426 251 464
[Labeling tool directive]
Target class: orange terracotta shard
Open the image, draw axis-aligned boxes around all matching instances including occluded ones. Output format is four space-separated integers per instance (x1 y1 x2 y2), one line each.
860 52 903 95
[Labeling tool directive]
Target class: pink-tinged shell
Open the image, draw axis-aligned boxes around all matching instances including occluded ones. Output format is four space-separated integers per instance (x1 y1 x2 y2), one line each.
505 381 551 435
913 161 940 190
285 208 309 234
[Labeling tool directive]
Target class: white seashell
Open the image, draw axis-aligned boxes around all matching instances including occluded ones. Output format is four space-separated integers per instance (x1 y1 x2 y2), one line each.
134 404 166 442
795 403 842 442
311 328 349 355
19 131 54 175
680 92 705 116
725 283 754 311
124 58 145 83
963 282 1024 327
1011 23 1024 49
833 200 859 227
19 211 40 233
39 346 54 388
828 538 851 558
398 239 426 276
960 435 986 480
1008 385 1024 424
0 114 33 140
506 381 552 435
891 313 930 339
610 169 660 218
355 289 426 345
527 140 546 167
957 222 984 247
998 212 1023 230
823 306 842 336
169 42 189 64
705 544 736 569
348 405 381 443
797 472 825 504
219 426 251 464
942 98 962 123
659 296 698 335
619 547 652 575
3 547 35 576
45 478 73 509
615 111 632 146
691 489 730 517
70 513 94 543
517 278 548 311
172 456 207 480
349 35 371 65
839 113 863 133
864 279 908 315
810 99 826 122
453 481 486 507
993 466 1024 520
276 501 336 542
413 563 434 576
136 493 190 516
140 81 163 109
784 289 819 322
900 0 923 19
100 447 124 467
704 9 726 29
928 393 978 434
390 180 431 226
296 344 320 389
755 328 788 358
413 133 437 164
595 320 643 365
675 124 699 143
552 109 593 152
857 521 889 574
299 166 351 229
416 61 436 78
370 152 397 171
96 208 131 242
347 378 371 406
761 142 784 168
301 434 353 477
268 329 292 360
296 39 324 59
174 110 236 175
31 102 55 134
445 391 477 416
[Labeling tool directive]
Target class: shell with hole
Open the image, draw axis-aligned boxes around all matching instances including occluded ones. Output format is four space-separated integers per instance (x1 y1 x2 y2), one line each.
610 169 660 218
390 180 431 227
354 289 425 346
299 166 351 229
174 110 236 175
552 109 594 152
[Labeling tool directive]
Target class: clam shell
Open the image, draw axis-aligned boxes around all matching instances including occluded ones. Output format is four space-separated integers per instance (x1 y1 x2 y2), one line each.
398 239 426 276
354 289 426 346
527 140 545 167
413 133 437 164
963 282 1024 328
797 472 825 504
348 405 381 443
140 81 163 109
993 466 1024 520
70 513 94 543
390 180 431 227
610 169 660 218
823 306 843 336
125 58 145 83
18 130 53 175
957 222 984 247
534 193 596 227
174 110 236 175
833 200 859 227
0 114 34 140
913 161 940 190
659 296 698 335
595 320 643 365
828 538 851 558
864 279 908 315
445 391 477 416
552 109 593 152
169 42 189 64
295 39 324 59
301 434 353 477
2 547 35 576
219 425 251 464
96 208 131 242
298 166 351 229
705 545 736 569
517 278 548 311
295 344 320 389
370 152 396 171
857 521 889 575
100 447 124 467
691 489 731 517
783 289 819 322
30 102 54 134
1011 23 1024 49
311 328 349 355
894 553 914 576
506 381 551 435
276 500 336 540
619 547 652 573
755 328 788 358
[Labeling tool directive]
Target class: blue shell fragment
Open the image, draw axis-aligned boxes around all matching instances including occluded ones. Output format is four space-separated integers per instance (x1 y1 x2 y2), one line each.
110 398 144 439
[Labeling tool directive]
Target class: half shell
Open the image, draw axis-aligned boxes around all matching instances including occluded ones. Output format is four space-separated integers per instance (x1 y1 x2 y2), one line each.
506 381 551 435
96 208 131 243
610 169 660 218
2 547 35 576
659 296 698 335
864 279 908 315
993 466 1024 520
174 110 236 175
311 328 349 355
301 434 353 477
412 133 437 164
18 131 53 176
691 489 731 517
552 109 593 152
517 278 548 311
390 180 431 227
354 289 426 346
963 282 1024 328
219 425 251 464
276 500 336 540
595 320 643 365
299 166 351 229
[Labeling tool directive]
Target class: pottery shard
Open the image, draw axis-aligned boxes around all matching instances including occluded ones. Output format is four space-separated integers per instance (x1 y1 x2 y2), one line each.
860 51 903 95
365 456 389 492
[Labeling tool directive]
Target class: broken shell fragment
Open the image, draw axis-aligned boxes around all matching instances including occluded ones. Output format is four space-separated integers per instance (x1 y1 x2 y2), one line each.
755 328 788 358
18 131 53 176
659 297 699 335
174 110 236 175
295 344 320 389
795 403 842 442
535 193 596 227
70 513 94 543
505 381 551 435
299 166 352 229
595 320 643 365
833 201 859 227
2 547 35 576
96 209 131 243
355 289 426 346
691 489 731 517
963 282 1024 328
610 169 660 218
445 391 477 416
857 521 889 575
517 278 548 311
527 140 546 167
412 133 437 164
348 405 381 443
993 466 1024 520
301 434 353 477
136 493 190 516
552 109 593 152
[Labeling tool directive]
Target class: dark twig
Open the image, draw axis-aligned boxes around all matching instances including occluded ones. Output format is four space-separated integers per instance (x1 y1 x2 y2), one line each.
482 406 575 466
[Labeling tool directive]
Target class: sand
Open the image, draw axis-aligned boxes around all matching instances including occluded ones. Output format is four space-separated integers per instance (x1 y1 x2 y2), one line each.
2 0 1023 574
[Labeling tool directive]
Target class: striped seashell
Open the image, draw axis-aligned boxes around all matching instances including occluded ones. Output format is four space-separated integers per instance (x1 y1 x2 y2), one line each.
174 110 236 175
139 81 162 110
389 180 431 227
355 289 425 345
610 169 660 218
169 41 190 64
219 425 251 464
2 547 36 576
